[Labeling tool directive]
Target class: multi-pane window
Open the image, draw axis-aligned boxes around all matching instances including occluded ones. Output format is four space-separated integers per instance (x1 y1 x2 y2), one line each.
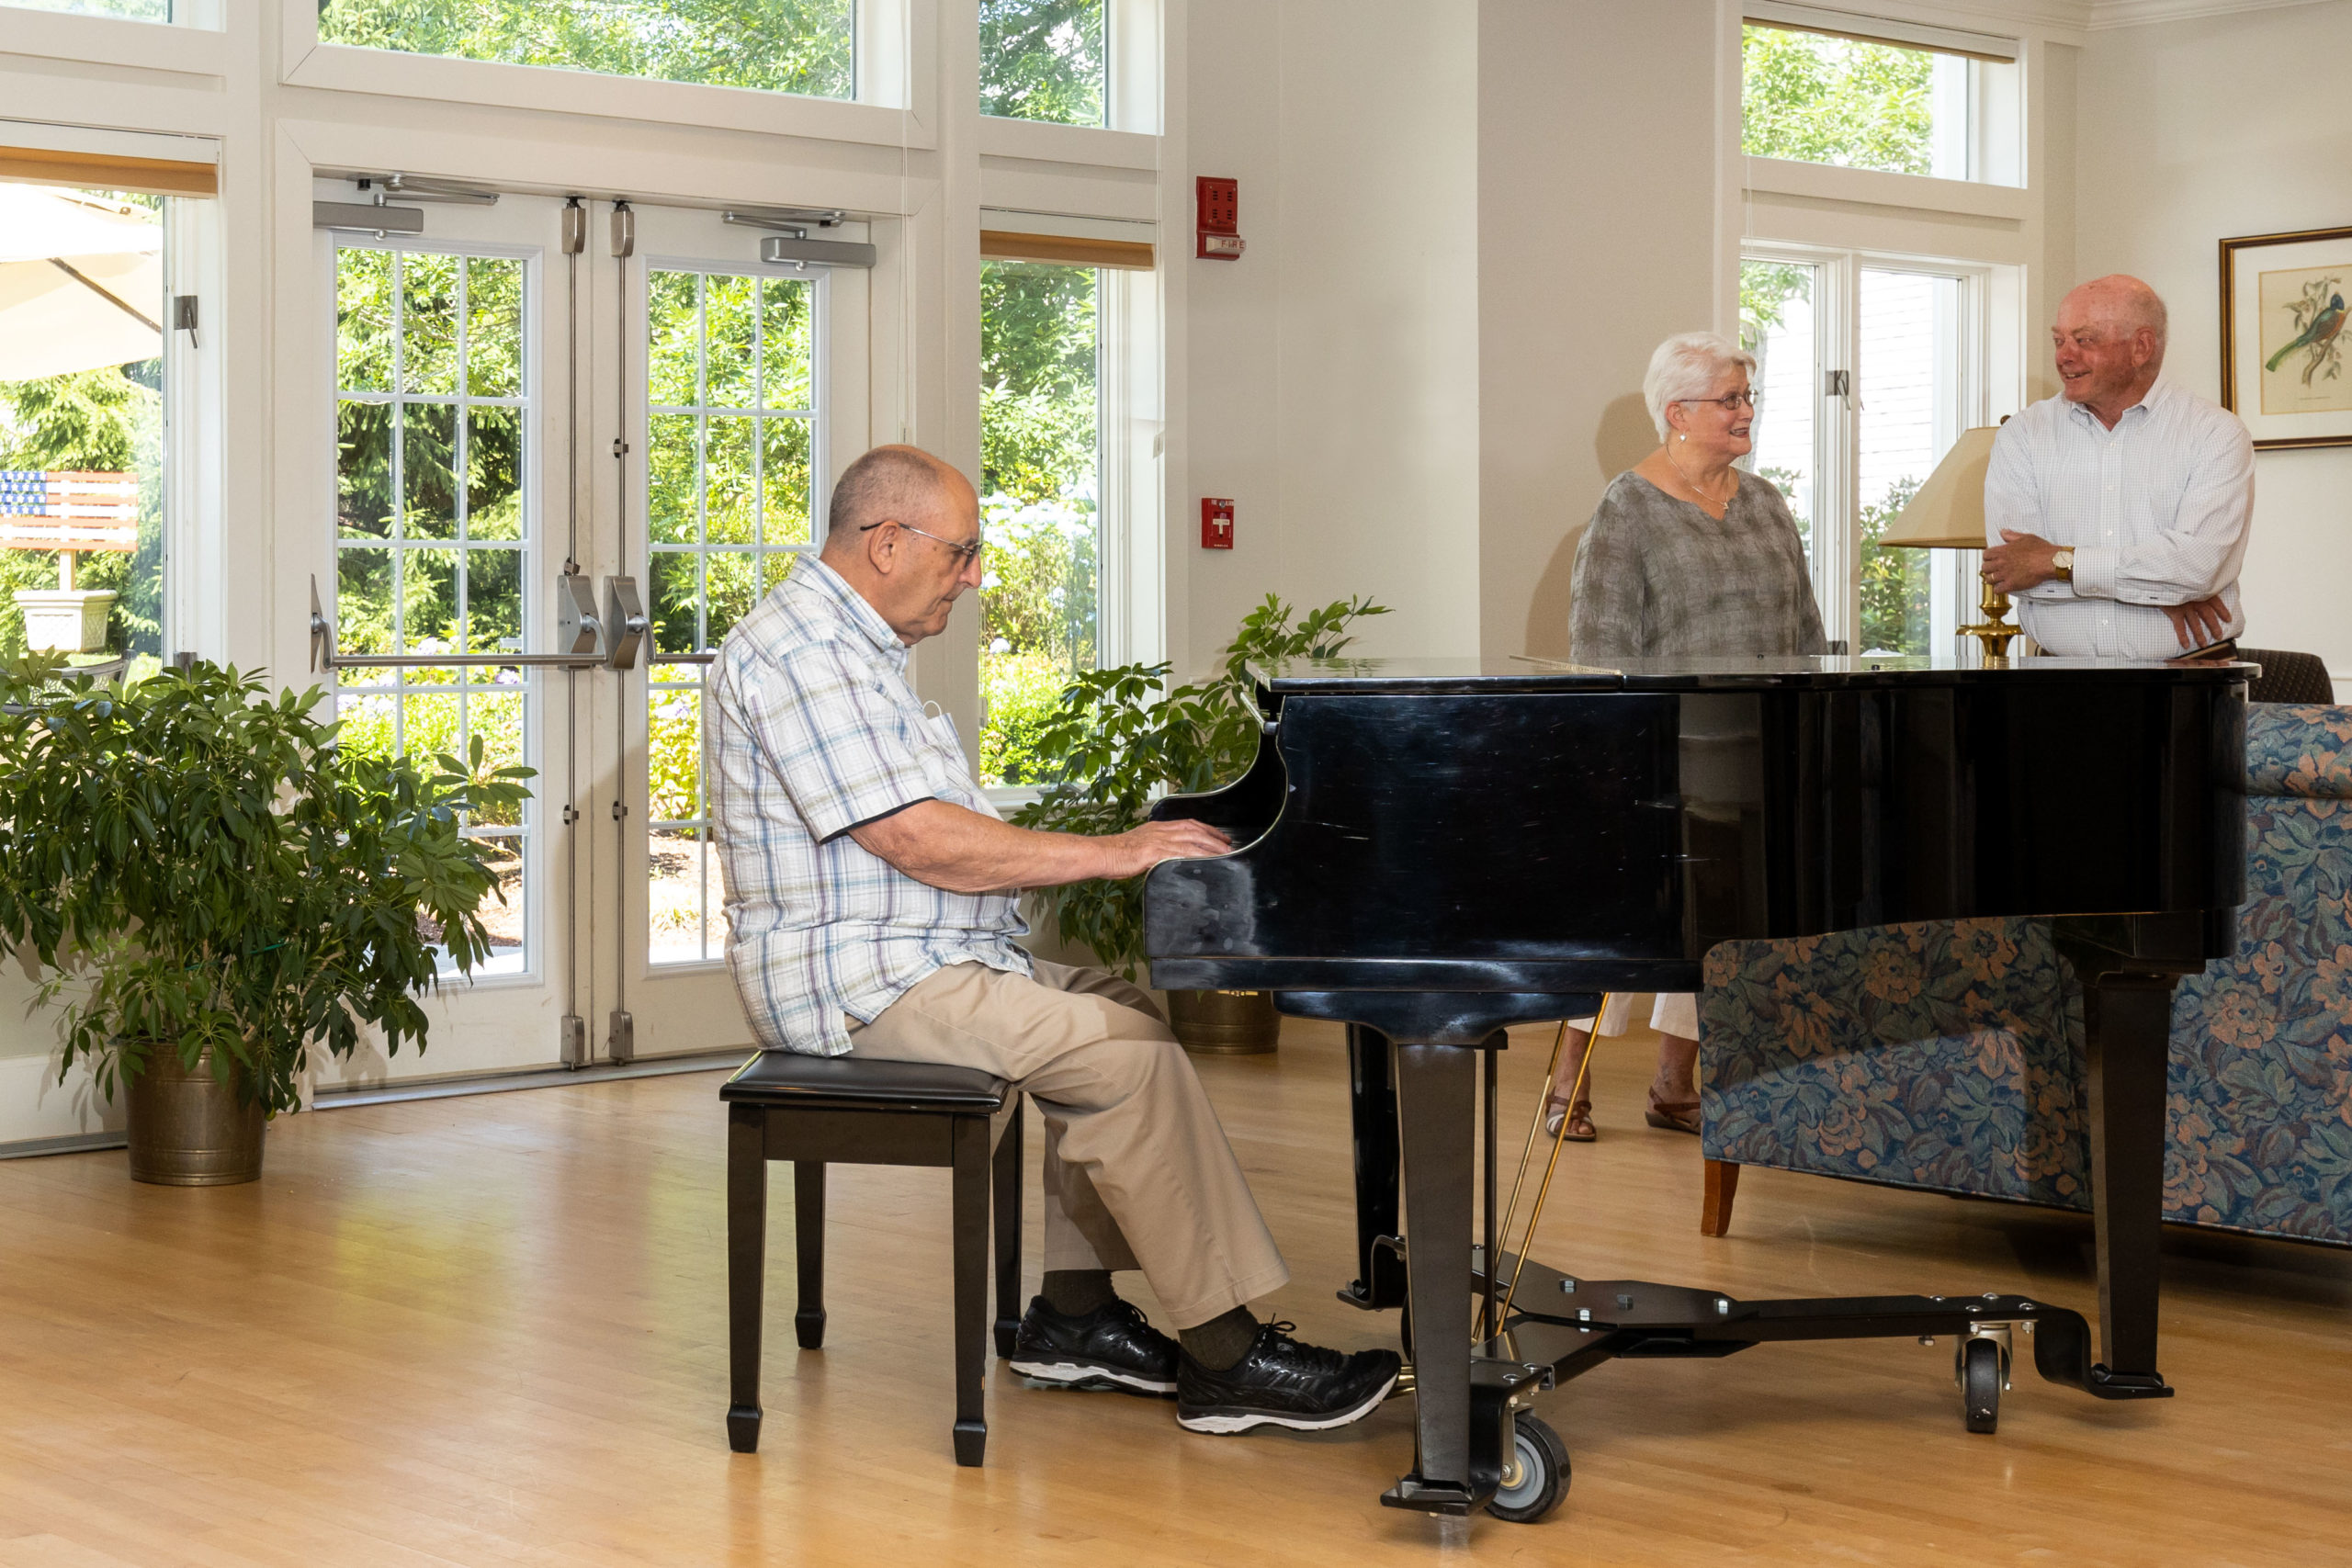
645 267 818 964
318 0 854 99
1741 20 2017 186
978 258 1100 786
0 183 168 671
979 0 1107 126
332 245 530 971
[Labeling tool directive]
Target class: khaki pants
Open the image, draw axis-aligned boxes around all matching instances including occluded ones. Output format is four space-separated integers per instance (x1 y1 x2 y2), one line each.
846 957 1291 1329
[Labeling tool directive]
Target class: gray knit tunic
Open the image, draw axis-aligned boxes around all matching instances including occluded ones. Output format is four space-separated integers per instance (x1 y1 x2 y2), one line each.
1566 469 1827 661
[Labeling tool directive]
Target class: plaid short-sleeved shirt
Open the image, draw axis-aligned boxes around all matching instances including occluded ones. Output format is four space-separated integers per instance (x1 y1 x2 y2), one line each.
709 559 1032 1055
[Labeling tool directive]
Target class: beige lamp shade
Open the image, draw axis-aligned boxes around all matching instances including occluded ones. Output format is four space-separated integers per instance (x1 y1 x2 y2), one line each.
1880 425 1999 549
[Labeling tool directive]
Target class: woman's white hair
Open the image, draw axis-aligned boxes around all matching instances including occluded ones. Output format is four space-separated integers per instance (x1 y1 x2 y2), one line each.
1643 332 1758 440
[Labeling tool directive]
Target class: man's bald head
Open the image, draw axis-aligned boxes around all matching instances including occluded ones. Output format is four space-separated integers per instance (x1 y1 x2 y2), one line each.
817 445 984 646
2064 275 2169 349
2052 276 2169 423
822 445 975 558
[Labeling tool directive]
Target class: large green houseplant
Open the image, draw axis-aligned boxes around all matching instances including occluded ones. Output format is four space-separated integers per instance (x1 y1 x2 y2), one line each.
0 657 531 1180
1011 594 1386 1026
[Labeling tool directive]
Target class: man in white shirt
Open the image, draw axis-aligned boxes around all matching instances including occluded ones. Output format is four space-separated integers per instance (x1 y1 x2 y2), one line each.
1980 275 2252 656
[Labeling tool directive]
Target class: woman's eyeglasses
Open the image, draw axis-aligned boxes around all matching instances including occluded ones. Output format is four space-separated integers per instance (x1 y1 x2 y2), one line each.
1677 389 1761 412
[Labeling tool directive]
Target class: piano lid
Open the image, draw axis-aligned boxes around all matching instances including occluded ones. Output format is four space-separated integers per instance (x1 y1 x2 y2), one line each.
1253 652 2261 695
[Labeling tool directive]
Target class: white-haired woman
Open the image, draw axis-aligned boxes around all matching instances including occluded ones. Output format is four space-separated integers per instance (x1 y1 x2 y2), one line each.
1547 331 1826 1142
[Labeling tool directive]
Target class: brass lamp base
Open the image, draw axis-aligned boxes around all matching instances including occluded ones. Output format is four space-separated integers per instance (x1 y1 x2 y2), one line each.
1959 583 2019 666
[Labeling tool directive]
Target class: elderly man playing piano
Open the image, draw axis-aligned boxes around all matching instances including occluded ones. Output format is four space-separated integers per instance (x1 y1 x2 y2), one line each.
1980 275 2255 655
709 444 1400 1436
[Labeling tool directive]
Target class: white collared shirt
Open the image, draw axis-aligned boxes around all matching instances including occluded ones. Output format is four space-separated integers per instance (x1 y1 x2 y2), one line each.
1982 376 2255 659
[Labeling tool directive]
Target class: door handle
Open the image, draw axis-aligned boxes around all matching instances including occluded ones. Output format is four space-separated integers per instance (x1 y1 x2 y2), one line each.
602 575 649 670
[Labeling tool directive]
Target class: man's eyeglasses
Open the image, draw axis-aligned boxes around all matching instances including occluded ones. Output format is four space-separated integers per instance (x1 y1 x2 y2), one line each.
861 518 985 564
1676 389 1761 412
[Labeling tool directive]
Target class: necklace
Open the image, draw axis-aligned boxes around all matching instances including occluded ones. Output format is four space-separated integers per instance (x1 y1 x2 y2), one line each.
1665 443 1736 510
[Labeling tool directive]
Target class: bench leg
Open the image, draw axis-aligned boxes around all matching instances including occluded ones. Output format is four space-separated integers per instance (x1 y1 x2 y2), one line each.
727 1104 766 1453
993 1095 1024 1359
952 1115 989 1466
794 1161 827 1350
1701 1158 1740 1237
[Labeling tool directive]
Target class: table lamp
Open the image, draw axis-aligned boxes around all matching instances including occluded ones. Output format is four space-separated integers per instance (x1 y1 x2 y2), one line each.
1878 424 2018 663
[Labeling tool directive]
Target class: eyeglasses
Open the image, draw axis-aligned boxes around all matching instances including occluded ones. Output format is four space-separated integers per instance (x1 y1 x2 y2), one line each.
860 518 985 564
1676 389 1761 412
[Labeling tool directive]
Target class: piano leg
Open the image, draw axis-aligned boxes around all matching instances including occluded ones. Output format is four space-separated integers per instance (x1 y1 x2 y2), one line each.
1340 1025 1408 1311
1385 1040 1478 1512
2079 966 2179 1396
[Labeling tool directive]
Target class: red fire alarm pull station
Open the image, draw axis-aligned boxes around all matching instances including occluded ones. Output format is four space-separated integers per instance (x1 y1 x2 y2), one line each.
1196 176 1243 260
1201 498 1236 549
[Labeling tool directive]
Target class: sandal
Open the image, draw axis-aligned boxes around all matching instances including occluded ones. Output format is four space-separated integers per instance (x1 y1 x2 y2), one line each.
1543 1090 1596 1143
1643 1089 1702 1135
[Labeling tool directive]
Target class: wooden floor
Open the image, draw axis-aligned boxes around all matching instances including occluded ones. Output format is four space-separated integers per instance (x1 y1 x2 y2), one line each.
4 1021 2348 1567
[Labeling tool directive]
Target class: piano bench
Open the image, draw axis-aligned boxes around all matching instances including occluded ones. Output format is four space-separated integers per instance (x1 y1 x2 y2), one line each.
720 1051 1025 1468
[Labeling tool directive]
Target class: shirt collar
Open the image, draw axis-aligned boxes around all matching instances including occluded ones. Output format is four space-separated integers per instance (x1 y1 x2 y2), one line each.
800 558 909 667
2068 373 2173 431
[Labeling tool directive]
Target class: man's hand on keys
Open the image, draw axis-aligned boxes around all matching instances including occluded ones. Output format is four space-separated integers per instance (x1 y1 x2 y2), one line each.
1103 819 1231 878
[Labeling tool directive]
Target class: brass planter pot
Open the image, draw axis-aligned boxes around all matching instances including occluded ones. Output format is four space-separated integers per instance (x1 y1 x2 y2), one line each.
1168 989 1280 1055
122 1045 266 1187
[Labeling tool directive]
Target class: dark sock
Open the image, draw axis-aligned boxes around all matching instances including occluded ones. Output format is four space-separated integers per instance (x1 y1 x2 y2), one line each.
1178 1306 1260 1370
1042 1269 1117 1316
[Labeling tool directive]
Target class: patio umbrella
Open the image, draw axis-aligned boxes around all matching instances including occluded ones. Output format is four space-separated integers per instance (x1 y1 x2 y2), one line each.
0 184 164 382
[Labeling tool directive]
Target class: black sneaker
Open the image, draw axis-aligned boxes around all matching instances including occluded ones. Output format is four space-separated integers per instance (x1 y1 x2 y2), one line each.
1175 1320 1402 1434
1008 1296 1182 1398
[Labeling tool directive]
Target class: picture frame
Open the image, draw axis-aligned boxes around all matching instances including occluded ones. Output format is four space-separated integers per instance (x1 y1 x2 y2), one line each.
2220 224 2352 450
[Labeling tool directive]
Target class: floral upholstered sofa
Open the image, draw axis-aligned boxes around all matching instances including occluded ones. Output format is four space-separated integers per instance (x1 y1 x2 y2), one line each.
1696 702 2352 1247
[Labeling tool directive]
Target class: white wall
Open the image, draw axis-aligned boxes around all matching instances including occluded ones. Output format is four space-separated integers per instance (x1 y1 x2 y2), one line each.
1477 0 1728 661
2077 3 2352 687
1181 0 1481 671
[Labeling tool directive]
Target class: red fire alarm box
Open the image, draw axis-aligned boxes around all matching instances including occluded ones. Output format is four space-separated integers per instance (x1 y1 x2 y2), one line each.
1201 497 1235 549
1196 176 1243 260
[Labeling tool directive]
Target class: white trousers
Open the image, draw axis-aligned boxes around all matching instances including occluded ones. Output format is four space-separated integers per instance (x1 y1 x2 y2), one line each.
1567 991 1699 1040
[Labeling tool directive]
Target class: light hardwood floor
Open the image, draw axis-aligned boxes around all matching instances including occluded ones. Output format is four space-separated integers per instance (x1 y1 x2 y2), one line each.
3 1021 2347 1567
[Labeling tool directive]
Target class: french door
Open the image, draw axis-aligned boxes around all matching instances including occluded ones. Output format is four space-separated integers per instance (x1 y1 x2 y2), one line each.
1740 244 2002 657
311 186 869 1089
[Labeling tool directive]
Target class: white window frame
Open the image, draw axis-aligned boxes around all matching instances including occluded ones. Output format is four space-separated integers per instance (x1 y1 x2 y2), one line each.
278 0 934 143
1742 241 1994 655
1739 6 2024 191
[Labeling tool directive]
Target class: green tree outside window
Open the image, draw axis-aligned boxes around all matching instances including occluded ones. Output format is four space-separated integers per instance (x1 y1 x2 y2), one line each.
979 0 1106 126
319 0 854 98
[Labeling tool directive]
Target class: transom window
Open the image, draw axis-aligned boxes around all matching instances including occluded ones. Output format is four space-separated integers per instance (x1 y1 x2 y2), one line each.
1741 11 2019 186
980 0 1107 126
318 0 855 99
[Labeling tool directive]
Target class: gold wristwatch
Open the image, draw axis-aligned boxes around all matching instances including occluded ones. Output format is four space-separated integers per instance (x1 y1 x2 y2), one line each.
2052 548 2075 581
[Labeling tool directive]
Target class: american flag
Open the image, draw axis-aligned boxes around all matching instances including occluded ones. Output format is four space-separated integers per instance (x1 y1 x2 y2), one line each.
0 470 140 552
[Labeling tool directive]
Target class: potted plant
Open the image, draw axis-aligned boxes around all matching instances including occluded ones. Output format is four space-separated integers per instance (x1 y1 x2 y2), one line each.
0 656 531 1184
1012 593 1386 1053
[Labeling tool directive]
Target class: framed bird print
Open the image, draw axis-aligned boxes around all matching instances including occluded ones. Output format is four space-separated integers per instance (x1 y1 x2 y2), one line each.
2221 224 2352 449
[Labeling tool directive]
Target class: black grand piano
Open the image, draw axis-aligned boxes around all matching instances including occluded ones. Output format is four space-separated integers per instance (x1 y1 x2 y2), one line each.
1144 654 2247 1525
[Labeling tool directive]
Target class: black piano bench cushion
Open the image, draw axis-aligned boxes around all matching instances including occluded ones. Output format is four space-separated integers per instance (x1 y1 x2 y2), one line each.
720 1050 1012 1114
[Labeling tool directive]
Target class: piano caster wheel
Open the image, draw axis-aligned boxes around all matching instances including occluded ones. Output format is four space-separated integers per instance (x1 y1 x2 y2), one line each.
1486 1413 1569 1524
1960 1337 2002 1435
